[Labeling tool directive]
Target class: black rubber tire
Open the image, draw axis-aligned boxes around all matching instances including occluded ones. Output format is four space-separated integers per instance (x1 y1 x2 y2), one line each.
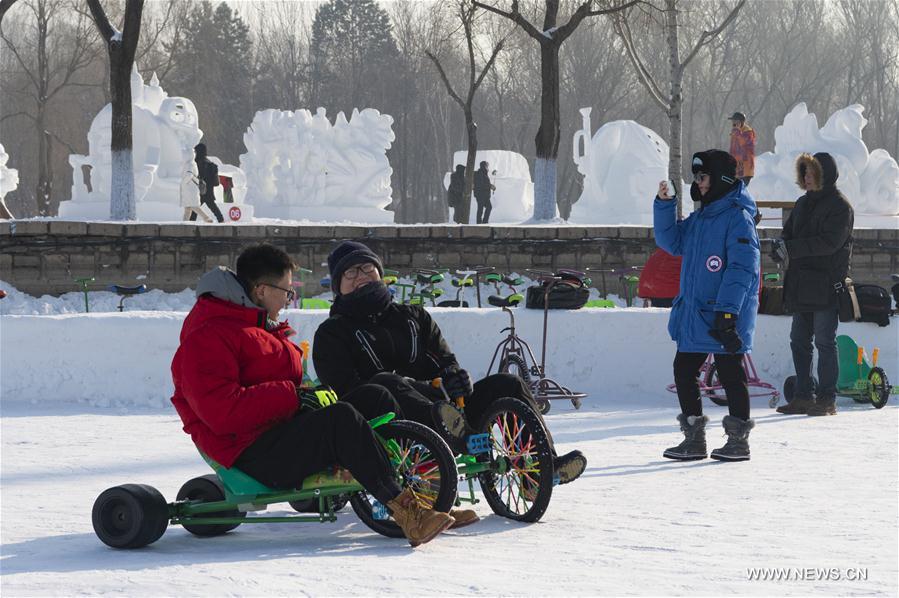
537 399 551 414
704 364 729 407
500 353 532 387
92 484 169 549
783 375 818 403
176 474 245 537
477 397 554 523
868 367 890 409
350 420 458 538
289 494 349 513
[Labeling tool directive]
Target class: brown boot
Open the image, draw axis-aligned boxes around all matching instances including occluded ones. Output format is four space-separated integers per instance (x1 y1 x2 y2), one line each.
776 397 814 415
807 396 837 416
448 507 480 529
386 488 455 547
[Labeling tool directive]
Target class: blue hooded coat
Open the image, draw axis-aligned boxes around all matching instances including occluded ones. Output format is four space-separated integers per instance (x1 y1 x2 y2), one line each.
653 183 760 354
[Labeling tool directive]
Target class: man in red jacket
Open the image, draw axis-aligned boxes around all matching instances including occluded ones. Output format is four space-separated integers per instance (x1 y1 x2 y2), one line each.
170 244 454 546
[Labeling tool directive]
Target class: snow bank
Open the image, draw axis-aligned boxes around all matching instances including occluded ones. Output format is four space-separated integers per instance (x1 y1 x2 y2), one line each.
2 308 896 409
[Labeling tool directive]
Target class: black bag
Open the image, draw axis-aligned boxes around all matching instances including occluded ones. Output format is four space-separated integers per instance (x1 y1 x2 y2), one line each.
834 278 860 323
853 284 891 326
525 280 589 310
759 286 786 315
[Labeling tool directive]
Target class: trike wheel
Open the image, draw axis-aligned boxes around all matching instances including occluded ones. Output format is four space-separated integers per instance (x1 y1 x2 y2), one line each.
176 474 245 537
704 364 729 407
477 397 554 523
500 353 531 386
350 420 458 538
92 484 169 549
783 375 818 403
537 398 551 414
868 367 890 409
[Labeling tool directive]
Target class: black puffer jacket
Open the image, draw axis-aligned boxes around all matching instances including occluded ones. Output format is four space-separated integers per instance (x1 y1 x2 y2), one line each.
474 168 491 199
783 152 854 312
312 303 458 396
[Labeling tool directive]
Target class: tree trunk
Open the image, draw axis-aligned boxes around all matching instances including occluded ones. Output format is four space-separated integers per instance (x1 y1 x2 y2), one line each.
458 113 477 224
533 42 560 221
108 48 136 220
665 0 684 218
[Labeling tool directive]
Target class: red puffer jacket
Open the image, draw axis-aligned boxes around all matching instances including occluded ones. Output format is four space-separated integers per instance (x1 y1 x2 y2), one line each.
171 296 302 467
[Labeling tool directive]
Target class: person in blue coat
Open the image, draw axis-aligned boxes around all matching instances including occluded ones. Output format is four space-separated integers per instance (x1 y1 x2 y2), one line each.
654 149 760 462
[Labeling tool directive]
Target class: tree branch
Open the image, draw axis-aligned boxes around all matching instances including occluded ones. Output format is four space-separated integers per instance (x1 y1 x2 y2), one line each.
472 38 504 94
472 0 545 42
0 110 35 123
556 0 642 43
121 0 145 61
681 0 746 69
85 0 115 42
612 13 669 110
0 0 20 25
425 50 466 109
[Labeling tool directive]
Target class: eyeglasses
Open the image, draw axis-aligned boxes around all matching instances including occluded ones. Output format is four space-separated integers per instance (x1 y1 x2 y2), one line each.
693 172 710 184
258 282 296 302
343 262 378 280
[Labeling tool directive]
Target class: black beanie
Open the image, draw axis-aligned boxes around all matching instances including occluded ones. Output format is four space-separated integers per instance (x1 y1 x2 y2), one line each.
327 241 384 295
690 149 738 204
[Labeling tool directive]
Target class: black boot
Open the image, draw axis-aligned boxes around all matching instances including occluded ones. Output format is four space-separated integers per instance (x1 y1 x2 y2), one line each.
710 415 755 461
663 414 709 461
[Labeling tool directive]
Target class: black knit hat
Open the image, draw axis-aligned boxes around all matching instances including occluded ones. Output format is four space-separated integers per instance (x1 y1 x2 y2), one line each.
690 149 738 203
327 240 384 294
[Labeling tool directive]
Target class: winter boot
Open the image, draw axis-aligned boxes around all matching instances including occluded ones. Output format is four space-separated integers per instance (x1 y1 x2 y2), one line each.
432 401 472 454
806 395 837 416
710 415 755 461
386 487 455 547
776 396 815 415
448 507 480 529
663 414 709 461
553 450 588 484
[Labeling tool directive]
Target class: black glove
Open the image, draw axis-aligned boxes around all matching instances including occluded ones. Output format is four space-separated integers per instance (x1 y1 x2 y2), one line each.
770 239 788 264
297 385 339 411
708 312 742 354
441 367 473 400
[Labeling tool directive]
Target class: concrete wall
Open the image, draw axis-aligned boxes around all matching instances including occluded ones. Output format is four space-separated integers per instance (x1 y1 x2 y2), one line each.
1 220 897 296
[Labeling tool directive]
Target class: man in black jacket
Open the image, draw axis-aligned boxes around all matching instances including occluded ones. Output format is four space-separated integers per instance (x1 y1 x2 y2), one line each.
313 241 587 486
192 143 224 223
474 161 495 224
772 152 854 416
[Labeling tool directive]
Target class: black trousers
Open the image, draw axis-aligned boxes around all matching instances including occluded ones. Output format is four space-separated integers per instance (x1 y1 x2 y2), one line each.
234 384 403 505
190 197 224 222
475 198 492 224
673 352 750 420
368 372 556 455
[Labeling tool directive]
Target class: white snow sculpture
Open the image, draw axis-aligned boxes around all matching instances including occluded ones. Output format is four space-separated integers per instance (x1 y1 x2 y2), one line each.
570 107 669 224
751 103 899 216
442 150 534 223
61 68 252 222
0 143 19 202
240 107 395 223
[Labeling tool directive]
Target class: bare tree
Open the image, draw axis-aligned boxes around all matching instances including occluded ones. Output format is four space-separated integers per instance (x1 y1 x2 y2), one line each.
472 0 638 221
426 1 505 224
0 0 21 24
0 0 100 215
86 0 144 220
610 0 745 216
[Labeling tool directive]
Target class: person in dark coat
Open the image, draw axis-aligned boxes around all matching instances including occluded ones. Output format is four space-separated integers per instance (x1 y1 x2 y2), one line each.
170 243 455 546
473 161 495 224
447 164 465 224
192 143 224 223
654 149 760 462
313 241 588 487
772 152 854 416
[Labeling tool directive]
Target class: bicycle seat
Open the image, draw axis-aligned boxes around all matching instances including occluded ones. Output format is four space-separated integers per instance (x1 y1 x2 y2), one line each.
451 278 474 287
488 295 521 307
502 275 524 286
484 273 502 283
416 272 444 285
107 284 147 296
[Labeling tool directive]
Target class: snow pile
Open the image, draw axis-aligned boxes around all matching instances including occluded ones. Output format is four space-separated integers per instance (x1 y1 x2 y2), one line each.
240 108 395 223
59 67 252 222
443 150 534 222
0 142 18 200
751 103 899 215
570 108 670 225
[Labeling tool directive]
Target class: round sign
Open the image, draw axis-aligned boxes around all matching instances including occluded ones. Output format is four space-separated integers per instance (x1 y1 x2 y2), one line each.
228 206 242 221
706 255 723 272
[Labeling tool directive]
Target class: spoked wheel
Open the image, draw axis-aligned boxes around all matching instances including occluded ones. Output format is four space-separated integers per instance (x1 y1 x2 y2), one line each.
868 367 891 409
92 484 169 548
500 353 532 387
704 364 729 407
350 420 458 538
176 474 245 537
477 397 554 523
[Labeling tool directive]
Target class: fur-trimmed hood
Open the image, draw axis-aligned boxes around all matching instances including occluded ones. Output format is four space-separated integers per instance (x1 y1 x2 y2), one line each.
796 152 839 191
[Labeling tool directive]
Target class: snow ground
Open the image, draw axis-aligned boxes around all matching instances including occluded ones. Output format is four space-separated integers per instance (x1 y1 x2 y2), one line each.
1 296 897 595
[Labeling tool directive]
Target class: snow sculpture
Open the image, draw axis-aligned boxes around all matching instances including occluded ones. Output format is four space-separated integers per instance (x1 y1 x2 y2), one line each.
0 143 18 202
570 108 669 224
751 103 899 215
442 150 534 223
240 107 395 223
61 67 252 222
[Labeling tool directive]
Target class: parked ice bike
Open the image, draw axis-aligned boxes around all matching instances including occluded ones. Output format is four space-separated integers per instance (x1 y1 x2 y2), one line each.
487 275 587 414
665 353 780 408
